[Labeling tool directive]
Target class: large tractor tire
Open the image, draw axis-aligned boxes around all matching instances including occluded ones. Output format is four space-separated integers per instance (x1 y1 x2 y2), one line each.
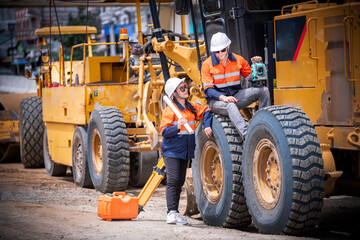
193 114 251 228
19 97 44 168
43 127 68 176
87 107 130 193
130 150 158 187
243 105 325 235
72 127 93 188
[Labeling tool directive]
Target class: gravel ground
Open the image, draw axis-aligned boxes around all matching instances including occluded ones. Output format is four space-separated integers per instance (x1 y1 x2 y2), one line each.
1 163 360 240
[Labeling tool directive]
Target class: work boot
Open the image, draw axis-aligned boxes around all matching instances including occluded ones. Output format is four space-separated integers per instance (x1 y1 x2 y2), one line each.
175 212 188 225
166 210 177 224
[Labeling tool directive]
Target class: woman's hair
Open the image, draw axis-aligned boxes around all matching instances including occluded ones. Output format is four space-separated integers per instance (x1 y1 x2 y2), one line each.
187 101 198 120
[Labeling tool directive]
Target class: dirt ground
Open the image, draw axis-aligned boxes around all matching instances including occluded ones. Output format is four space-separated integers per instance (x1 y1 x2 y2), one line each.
0 163 360 240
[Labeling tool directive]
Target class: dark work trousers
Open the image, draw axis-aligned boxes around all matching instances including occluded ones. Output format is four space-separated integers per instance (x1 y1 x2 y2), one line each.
164 156 189 213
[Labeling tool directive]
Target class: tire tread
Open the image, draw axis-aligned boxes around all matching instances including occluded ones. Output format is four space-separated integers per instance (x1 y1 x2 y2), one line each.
19 97 44 168
260 105 325 234
92 106 130 193
213 114 251 229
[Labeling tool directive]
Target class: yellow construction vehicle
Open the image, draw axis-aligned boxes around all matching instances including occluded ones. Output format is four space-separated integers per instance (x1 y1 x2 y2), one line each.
15 0 359 236
20 0 200 192
0 82 36 163
161 0 359 235
96 0 359 236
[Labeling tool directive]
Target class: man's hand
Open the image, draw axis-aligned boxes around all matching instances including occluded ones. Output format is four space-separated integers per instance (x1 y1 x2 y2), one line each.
251 56 262 63
177 117 188 129
204 127 212 138
219 95 238 103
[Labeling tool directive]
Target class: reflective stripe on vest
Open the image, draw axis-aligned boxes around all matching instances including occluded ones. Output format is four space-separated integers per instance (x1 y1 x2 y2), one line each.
212 71 240 80
178 130 195 135
171 120 197 126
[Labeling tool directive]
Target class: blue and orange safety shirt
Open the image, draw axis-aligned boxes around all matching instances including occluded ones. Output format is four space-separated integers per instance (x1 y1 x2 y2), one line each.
201 51 252 103
160 99 212 160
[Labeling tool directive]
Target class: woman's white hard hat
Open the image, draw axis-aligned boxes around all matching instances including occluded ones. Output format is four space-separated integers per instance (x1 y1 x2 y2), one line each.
210 32 231 52
165 77 185 99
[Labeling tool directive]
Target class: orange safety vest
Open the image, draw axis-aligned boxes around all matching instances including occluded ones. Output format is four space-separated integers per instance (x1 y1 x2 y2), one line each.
201 52 252 102
160 99 211 160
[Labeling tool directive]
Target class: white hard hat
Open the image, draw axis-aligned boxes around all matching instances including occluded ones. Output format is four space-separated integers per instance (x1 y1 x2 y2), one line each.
210 32 231 52
165 77 185 99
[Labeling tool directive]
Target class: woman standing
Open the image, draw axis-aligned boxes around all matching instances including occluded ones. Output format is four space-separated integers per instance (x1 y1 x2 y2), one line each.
160 77 213 225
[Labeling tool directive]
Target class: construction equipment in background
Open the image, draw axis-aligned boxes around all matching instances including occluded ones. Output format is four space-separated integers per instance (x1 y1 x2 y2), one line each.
20 0 200 193
0 76 36 163
21 24 161 191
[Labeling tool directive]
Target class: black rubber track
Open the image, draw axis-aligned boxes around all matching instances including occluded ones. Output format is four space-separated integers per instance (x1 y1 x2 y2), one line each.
243 105 325 235
87 107 130 193
19 97 44 168
194 114 251 228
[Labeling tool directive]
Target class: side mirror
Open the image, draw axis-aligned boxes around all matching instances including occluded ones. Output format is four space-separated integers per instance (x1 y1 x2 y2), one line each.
40 45 49 63
175 0 190 15
24 63 32 79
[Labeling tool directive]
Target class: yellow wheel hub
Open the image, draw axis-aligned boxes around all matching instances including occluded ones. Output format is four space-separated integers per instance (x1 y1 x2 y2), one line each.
200 141 223 204
253 138 281 210
92 128 103 175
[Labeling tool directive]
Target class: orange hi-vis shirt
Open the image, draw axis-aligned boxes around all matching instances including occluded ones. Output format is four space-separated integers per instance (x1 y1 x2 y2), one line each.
201 51 252 103
160 99 212 160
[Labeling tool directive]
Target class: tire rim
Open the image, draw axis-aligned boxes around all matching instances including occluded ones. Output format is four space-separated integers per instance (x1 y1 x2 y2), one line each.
253 138 281 209
200 141 223 204
75 140 83 178
91 128 103 175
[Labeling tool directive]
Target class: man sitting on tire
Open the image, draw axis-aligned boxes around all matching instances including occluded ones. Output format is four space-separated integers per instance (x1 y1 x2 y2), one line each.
201 32 271 141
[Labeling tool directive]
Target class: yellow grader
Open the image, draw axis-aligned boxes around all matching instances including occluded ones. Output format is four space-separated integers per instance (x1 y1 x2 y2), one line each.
20 0 200 193
22 24 163 190
165 0 359 235
19 0 359 236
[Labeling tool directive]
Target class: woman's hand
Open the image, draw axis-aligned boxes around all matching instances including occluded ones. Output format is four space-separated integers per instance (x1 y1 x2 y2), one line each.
204 127 213 138
177 117 188 129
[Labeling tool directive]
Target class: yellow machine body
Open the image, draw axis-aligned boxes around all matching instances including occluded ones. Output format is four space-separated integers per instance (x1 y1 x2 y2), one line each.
273 2 360 195
35 25 162 168
274 2 360 150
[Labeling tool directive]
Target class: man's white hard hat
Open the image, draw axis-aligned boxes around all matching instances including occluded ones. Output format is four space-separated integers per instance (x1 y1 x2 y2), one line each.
165 77 185 99
210 32 231 52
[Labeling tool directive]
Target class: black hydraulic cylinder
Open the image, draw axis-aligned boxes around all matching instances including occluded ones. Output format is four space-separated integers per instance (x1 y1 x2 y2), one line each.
189 0 202 72
148 0 170 81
